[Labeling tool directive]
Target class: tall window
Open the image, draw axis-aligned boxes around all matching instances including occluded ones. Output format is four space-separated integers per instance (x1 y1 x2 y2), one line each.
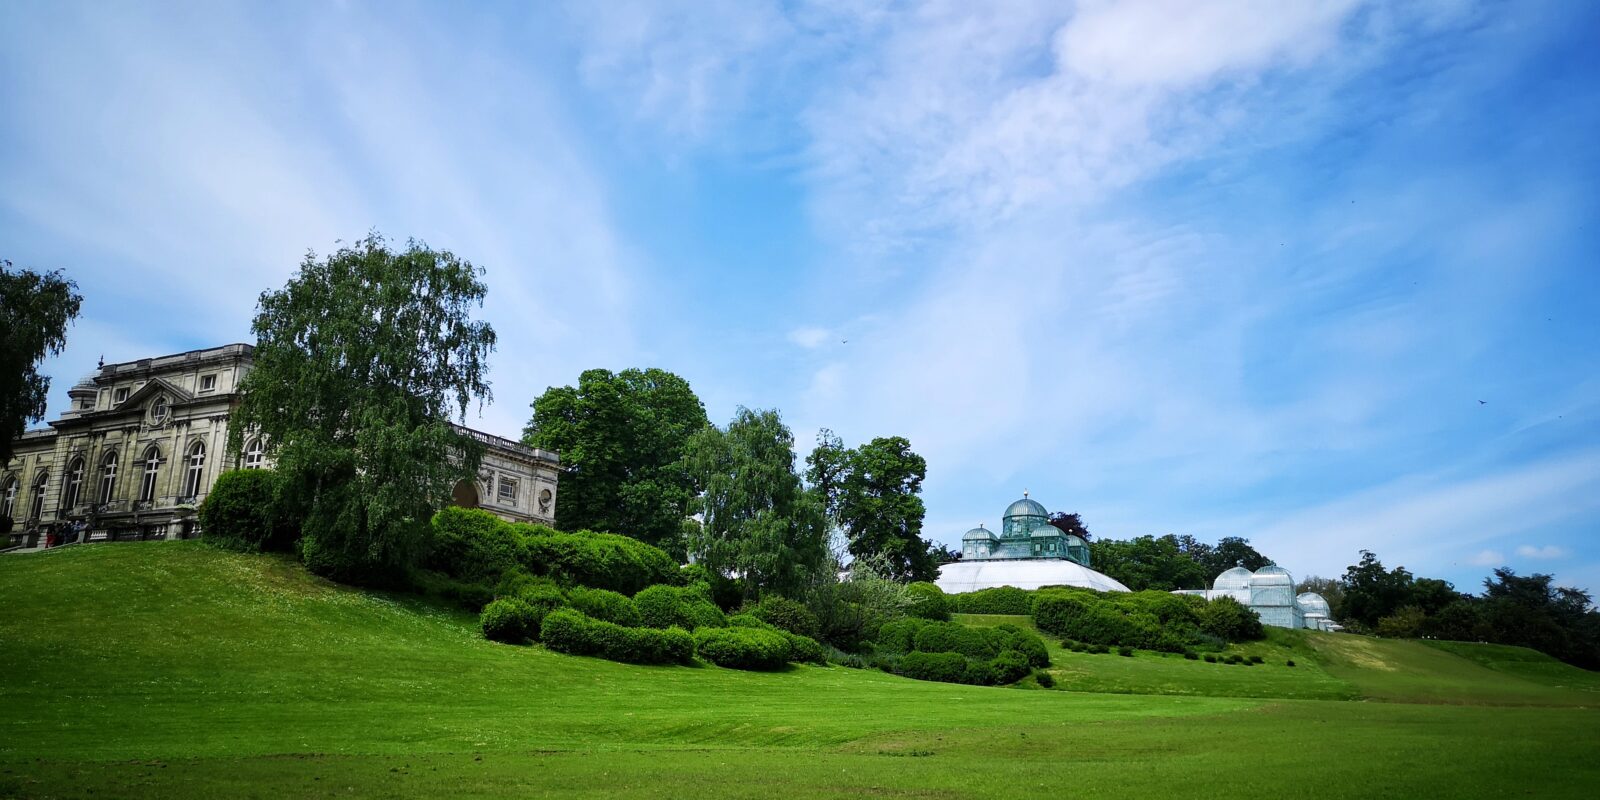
30 472 48 519
63 458 85 509
140 446 161 503
98 451 119 504
243 438 265 469
1 476 16 519
182 441 206 498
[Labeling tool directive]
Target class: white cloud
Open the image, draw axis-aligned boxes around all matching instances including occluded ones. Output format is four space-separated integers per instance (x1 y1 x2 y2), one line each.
1516 544 1570 560
1471 550 1505 567
787 326 835 349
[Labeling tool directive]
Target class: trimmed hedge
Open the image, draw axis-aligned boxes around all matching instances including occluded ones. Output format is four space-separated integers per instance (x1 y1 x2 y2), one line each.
539 608 693 665
1032 588 1250 652
481 598 541 644
905 582 952 621
1199 596 1266 642
634 583 727 631
519 524 679 595
428 507 526 582
200 469 296 552
727 614 827 665
950 586 1033 615
566 586 640 627
877 618 1050 668
694 626 793 671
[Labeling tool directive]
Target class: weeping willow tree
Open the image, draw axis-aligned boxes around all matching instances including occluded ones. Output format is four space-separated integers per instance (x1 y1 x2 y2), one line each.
231 234 495 584
682 407 828 600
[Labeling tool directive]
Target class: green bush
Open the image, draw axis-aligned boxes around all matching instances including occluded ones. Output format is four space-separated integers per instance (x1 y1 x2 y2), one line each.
896 651 968 683
636 584 726 631
1248 655 1264 664
875 617 929 654
993 624 1050 668
520 524 679 596
481 598 539 644
750 595 821 638
1117 646 1134 657
727 614 827 664
539 608 693 665
913 621 988 658
693 626 792 671
1035 669 1055 688
200 469 295 552
951 586 1034 615
1203 654 1217 663
1286 659 1296 667
410 569 495 611
1199 596 1266 642
426 507 525 583
566 586 640 627
1182 650 1199 660
1090 644 1110 654
905 582 952 621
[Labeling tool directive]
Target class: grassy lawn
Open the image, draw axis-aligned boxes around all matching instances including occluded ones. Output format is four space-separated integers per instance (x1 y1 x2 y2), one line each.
2 543 1598 798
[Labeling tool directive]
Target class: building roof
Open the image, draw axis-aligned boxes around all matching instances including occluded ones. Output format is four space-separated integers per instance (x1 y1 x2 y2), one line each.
1213 566 1254 592
1251 564 1294 587
1003 496 1048 519
1029 525 1062 538
962 525 997 541
936 558 1130 594
1296 592 1332 616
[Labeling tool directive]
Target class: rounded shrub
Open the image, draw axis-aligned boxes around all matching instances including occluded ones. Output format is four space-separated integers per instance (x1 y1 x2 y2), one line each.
1286 659 1297 667
987 650 1032 685
750 595 821 638
481 598 539 644
693 626 792 671
905 582 952 621
518 525 678 596
200 469 294 552
427 507 526 583
1199 596 1266 643
1183 650 1199 660
1090 644 1110 655
896 651 968 683
993 624 1050 668
1248 655 1265 664
635 584 726 631
1203 654 1217 663
875 618 929 654
566 586 640 628
539 608 693 665
952 586 1033 615
1035 669 1055 688
1117 646 1134 657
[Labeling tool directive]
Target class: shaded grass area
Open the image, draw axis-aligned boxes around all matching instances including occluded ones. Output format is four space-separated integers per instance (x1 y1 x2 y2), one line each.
1 544 1597 799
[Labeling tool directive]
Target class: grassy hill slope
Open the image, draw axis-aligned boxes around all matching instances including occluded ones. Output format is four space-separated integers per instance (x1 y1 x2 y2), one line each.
2 543 1597 799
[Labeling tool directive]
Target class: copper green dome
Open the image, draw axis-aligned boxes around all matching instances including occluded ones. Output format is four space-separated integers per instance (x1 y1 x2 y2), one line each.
1003 497 1047 519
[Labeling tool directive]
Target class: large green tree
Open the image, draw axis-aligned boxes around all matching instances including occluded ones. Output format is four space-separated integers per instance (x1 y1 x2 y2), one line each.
231 235 495 585
1 260 82 466
1089 534 1211 591
683 407 828 600
523 368 707 553
806 433 934 582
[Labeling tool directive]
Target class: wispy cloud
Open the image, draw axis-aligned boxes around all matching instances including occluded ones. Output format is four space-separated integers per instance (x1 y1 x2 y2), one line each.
1516 545 1570 560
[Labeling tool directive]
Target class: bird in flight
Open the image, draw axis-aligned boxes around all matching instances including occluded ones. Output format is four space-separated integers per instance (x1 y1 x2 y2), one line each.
1479 400 1487 405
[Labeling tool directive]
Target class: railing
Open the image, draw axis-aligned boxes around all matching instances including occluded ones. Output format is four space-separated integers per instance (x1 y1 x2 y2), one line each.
96 499 129 514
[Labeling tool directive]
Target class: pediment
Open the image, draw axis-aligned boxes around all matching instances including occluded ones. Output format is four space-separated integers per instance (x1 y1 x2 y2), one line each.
113 377 194 415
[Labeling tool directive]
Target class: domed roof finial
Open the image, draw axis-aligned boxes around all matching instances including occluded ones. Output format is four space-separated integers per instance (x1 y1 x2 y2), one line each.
1023 488 1029 498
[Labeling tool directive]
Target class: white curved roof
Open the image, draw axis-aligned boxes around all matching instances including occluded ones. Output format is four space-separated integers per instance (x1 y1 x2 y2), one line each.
1252 564 1294 587
1213 566 1254 592
1296 592 1331 616
936 559 1130 594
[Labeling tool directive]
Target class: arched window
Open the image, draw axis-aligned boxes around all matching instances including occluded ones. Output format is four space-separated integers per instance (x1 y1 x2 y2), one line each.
1 476 17 520
30 471 48 520
139 446 161 503
182 441 206 498
63 458 85 509
151 395 169 423
243 438 265 469
98 450 119 504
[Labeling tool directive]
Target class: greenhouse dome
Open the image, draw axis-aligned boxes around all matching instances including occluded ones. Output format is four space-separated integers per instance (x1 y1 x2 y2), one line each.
1251 564 1295 587
1213 566 1254 592
1003 497 1048 520
1297 592 1332 617
962 525 997 541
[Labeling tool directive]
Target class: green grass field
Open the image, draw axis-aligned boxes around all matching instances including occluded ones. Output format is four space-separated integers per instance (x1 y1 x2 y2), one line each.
2 543 1597 798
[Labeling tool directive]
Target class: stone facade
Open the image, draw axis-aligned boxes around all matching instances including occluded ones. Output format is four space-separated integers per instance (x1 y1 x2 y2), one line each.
2 344 559 548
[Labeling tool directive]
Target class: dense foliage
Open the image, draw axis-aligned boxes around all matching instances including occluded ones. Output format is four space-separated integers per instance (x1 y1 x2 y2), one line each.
1334 551 1600 670
199 469 297 552
540 608 695 665
1089 534 1272 591
806 431 937 582
522 368 709 555
232 235 495 585
521 524 680 596
874 617 1045 686
803 555 913 651
682 408 829 600
950 586 1033 615
1033 588 1261 651
747 595 821 639
634 583 727 630
693 626 794 670
565 586 640 627
0 260 81 465
904 581 951 620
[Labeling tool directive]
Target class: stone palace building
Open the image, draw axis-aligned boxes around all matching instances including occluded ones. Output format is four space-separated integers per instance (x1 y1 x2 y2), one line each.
1 344 559 548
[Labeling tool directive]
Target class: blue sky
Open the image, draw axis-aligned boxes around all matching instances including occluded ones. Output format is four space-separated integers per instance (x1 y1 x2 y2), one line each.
4 1 1597 594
